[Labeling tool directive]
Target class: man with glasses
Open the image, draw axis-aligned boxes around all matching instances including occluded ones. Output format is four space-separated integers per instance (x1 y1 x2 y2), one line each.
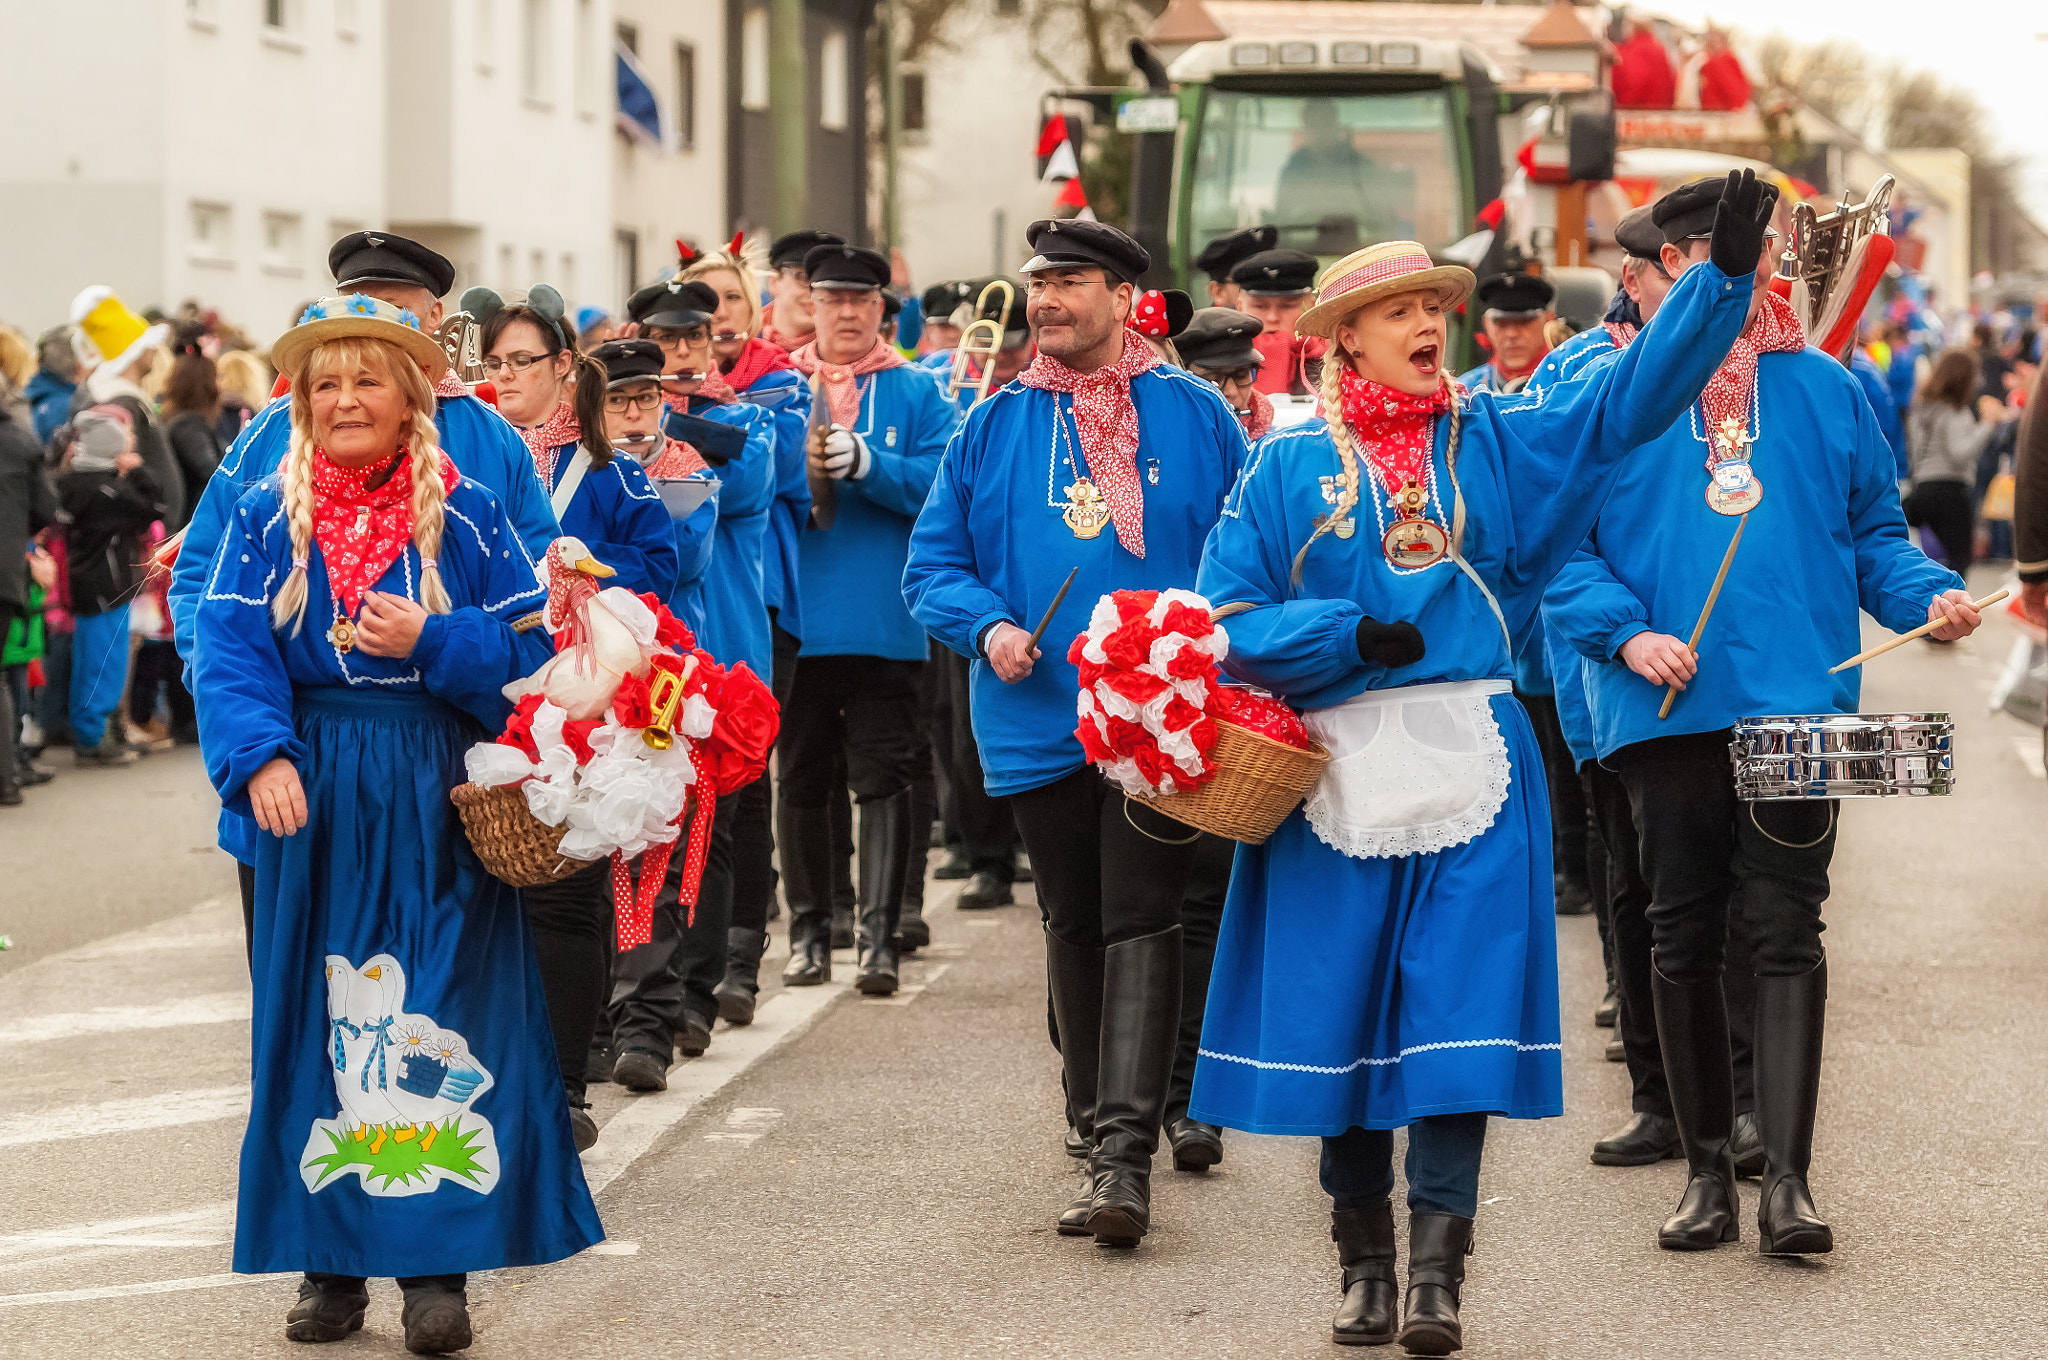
1459 272 1558 396
599 279 778 1089
904 218 1249 1251
1231 248 1323 397
167 230 558 965
778 245 961 997
762 229 845 352
1177 307 1270 439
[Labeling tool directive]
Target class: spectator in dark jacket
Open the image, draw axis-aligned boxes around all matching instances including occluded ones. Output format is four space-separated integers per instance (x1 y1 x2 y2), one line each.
2014 363 2048 622
0 398 56 802
57 407 164 766
159 322 225 505
25 327 84 446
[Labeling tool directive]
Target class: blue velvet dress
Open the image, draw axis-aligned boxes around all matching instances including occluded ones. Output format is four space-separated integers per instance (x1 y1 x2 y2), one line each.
194 473 604 1277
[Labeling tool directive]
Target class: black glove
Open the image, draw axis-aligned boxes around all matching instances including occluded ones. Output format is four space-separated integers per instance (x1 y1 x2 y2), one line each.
1356 617 1426 669
1708 167 1780 279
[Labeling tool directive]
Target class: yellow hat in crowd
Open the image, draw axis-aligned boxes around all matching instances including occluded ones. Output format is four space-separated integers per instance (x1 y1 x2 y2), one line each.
70 285 169 375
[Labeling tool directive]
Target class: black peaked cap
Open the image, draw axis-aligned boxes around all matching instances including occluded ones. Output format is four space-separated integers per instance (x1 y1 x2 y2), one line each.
1194 226 1278 281
1473 272 1557 317
626 278 718 329
1614 205 1663 260
588 339 666 388
1651 175 1734 244
804 244 891 290
329 231 456 296
1022 218 1149 281
1176 308 1265 371
769 229 847 269
1229 249 1319 296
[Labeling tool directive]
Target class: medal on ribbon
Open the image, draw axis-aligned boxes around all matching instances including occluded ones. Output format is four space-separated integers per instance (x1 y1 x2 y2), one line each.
1062 477 1111 540
1381 478 1447 569
1704 415 1763 516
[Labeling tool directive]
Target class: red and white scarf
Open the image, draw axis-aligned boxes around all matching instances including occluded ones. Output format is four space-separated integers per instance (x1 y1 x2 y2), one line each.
432 370 469 401
725 337 796 393
519 401 582 486
643 436 707 481
1699 288 1806 436
310 446 459 615
790 338 906 428
1327 369 1462 501
1240 387 1275 442
1020 334 1162 558
1602 320 1640 349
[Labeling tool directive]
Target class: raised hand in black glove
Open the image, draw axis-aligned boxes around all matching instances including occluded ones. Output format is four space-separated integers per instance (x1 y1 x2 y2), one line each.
1707 167 1780 279
1356 617 1426 669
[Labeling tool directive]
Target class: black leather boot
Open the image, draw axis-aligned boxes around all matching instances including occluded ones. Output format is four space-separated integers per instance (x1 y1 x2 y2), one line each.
397 1275 471 1355
1331 1201 1397 1346
285 1273 369 1343
1651 960 1740 1250
1729 1110 1765 1178
1398 1213 1471 1355
854 789 911 996
0 683 20 807
778 801 833 986
1167 1117 1224 1173
1755 957 1834 1255
1590 1111 1680 1166
1086 925 1182 1248
1046 928 1104 1236
1166 889 1222 1172
714 927 768 1025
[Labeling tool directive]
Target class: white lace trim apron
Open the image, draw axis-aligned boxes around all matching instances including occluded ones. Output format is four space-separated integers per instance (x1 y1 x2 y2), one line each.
1300 678 1513 860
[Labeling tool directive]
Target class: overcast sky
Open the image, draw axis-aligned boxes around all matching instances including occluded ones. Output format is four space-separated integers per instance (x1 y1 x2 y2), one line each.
1641 0 2048 221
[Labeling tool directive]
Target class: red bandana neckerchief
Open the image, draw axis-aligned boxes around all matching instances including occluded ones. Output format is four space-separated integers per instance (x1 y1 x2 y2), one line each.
725 338 796 393
655 368 736 477
1241 387 1275 442
1602 320 1640 349
643 435 707 480
519 401 583 486
791 338 907 428
1329 368 1462 503
1020 334 1163 558
1698 288 1806 447
311 447 459 616
432 370 469 401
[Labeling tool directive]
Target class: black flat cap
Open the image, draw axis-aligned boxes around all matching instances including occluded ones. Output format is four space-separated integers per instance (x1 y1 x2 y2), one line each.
588 339 666 388
805 244 891 291
1176 308 1265 371
923 279 977 318
1194 226 1278 281
1230 249 1319 296
329 231 456 296
1614 205 1663 260
1022 219 1149 283
769 230 846 270
626 278 718 329
1651 176 1731 245
1128 288 1194 340
1473 272 1557 317
882 288 903 319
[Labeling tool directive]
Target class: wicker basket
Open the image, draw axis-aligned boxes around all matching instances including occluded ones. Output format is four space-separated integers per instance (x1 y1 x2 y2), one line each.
450 782 595 887
1142 719 1329 845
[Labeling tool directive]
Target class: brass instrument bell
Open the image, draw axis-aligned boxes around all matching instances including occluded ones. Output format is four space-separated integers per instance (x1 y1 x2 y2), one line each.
433 312 488 386
945 279 1017 408
642 666 686 750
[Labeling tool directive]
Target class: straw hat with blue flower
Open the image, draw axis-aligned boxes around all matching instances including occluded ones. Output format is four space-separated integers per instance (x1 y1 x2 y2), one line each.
270 292 449 382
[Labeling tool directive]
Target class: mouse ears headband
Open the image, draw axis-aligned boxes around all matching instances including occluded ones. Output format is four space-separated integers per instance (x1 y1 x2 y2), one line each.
461 283 575 350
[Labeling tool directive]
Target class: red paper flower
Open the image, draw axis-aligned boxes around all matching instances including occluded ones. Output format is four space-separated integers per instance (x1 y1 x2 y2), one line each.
1101 616 1158 672
612 670 654 729
1076 714 1114 762
561 717 603 764
1160 600 1212 641
1160 694 1203 733
637 591 697 651
497 692 545 759
705 662 779 793
1104 668 1169 704
1130 743 1172 788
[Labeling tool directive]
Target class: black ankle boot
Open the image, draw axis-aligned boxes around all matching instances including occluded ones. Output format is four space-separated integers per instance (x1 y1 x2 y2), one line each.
1755 957 1833 1255
1331 1201 1397 1346
1651 960 1740 1250
714 927 768 1024
855 789 912 996
1166 1116 1223 1172
398 1275 471 1355
1046 928 1104 1237
1086 926 1182 1248
1398 1213 1470 1355
778 801 833 986
285 1273 368 1343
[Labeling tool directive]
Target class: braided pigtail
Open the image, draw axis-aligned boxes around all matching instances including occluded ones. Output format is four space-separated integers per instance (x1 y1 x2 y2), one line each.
1440 372 1467 556
270 420 318 634
408 409 453 616
1291 346 1361 586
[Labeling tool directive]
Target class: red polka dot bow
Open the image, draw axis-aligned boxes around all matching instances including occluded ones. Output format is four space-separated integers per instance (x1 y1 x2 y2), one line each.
1127 290 1172 339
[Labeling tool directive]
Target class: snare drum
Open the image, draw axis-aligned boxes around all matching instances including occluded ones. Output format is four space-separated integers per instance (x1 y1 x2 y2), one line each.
1729 713 1954 801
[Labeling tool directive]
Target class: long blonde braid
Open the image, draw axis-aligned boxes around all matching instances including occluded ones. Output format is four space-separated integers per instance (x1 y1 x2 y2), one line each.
269 337 452 632
1291 347 1361 586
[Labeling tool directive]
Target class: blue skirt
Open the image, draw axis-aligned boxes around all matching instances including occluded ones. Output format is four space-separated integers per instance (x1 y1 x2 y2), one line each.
235 687 604 1277
1189 694 1564 1135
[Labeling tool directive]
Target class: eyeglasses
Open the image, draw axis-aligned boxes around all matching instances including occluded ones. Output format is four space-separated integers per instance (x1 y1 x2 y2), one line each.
1193 365 1261 387
603 390 663 413
1025 274 1111 299
647 326 711 346
481 352 554 375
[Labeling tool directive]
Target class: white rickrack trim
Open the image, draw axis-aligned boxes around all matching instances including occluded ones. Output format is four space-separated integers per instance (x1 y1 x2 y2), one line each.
482 579 546 613
445 503 490 556
1198 1037 1563 1075
616 461 663 502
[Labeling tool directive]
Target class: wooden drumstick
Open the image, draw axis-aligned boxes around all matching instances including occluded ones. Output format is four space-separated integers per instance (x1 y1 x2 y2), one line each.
1025 567 1081 654
1659 513 1747 720
1827 588 2007 674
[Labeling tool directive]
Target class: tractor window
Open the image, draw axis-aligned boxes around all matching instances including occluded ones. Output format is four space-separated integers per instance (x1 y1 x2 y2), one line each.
1192 89 1464 258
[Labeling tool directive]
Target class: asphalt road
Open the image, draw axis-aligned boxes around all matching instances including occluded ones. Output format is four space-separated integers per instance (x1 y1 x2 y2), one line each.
4 568 2044 1358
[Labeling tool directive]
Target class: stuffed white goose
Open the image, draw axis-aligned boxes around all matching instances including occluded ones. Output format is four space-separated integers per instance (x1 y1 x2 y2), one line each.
503 536 656 720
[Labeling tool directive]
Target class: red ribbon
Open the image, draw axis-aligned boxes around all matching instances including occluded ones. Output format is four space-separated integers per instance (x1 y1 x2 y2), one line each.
611 751 718 952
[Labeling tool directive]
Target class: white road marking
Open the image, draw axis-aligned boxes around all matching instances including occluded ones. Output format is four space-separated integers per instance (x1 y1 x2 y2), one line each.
587 1241 640 1255
0 1205 234 1264
0 992 251 1046
0 1086 248 1150
2012 734 2046 778
0 1274 269 1308
868 962 951 1007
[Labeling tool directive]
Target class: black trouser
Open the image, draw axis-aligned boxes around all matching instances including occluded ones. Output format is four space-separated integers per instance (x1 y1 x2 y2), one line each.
1613 729 1831 981
1518 690 1589 892
930 642 1016 877
728 619 802 936
306 1271 464 1294
610 796 736 1055
127 638 194 734
1166 831 1233 1123
1009 768 1201 949
1906 478 1975 575
522 858 614 1099
777 654 926 811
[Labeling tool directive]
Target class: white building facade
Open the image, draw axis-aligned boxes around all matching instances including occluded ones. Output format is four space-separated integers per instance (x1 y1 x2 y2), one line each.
611 0 730 303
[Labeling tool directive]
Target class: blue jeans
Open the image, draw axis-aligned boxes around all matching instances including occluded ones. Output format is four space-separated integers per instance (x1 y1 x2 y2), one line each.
1321 1113 1489 1218
69 606 131 750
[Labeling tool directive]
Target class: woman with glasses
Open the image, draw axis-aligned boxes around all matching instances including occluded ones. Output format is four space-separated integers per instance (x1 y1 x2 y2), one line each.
472 284 679 1151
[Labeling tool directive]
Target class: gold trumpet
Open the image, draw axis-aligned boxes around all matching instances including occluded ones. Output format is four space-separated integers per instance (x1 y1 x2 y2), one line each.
945 279 1016 408
642 665 687 751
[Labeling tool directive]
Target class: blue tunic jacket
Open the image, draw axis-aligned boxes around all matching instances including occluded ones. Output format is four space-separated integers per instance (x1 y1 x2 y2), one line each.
193 476 549 816
1197 261 1752 712
663 399 778 678
905 363 1249 796
539 439 681 601
1545 343 1964 760
731 366 814 644
800 364 960 661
